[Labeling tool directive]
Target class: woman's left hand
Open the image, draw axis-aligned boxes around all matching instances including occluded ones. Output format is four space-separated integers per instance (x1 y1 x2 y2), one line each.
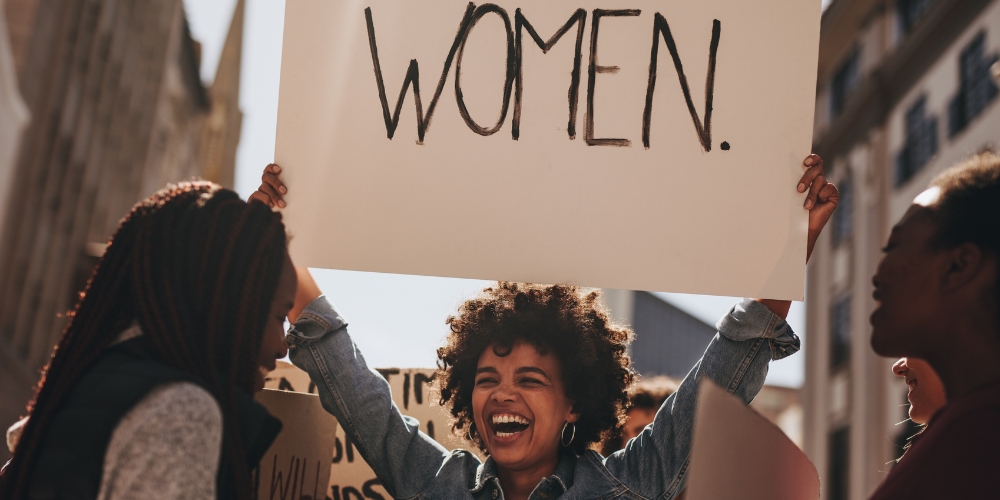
248 164 287 209
798 154 839 260
757 154 839 318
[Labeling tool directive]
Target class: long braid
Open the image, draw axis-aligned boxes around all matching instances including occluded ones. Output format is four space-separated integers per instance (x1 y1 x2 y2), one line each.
1 182 287 499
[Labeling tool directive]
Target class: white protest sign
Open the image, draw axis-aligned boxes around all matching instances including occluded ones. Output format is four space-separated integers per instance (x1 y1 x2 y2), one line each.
275 0 819 300
254 389 339 500
686 380 819 500
263 361 476 500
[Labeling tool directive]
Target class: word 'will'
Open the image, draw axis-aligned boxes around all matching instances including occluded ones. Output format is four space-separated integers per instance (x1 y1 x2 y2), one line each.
366 4 721 150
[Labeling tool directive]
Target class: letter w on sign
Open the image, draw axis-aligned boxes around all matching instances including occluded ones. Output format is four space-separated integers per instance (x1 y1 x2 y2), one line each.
275 0 821 300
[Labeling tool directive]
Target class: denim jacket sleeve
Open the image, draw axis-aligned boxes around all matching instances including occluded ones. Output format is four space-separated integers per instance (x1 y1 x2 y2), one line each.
285 296 452 500
602 298 800 500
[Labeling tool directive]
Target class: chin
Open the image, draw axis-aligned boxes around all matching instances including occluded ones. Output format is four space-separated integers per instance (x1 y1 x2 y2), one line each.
252 370 266 393
869 326 899 357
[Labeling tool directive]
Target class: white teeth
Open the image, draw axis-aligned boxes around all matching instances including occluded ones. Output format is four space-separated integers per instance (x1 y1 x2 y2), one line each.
491 414 529 425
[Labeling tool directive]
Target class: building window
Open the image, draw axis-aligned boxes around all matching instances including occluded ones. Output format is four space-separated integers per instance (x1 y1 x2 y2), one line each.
831 176 853 246
830 49 861 119
897 0 934 35
830 295 851 371
948 32 998 137
895 97 938 187
828 426 850 500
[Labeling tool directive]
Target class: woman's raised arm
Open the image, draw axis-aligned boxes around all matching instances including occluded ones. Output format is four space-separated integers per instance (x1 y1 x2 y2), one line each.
604 154 837 499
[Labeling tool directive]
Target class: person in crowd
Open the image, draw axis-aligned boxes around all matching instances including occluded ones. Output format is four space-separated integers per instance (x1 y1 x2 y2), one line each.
600 376 679 455
1 183 295 499
892 357 946 426
250 154 838 500
868 152 1000 499
891 357 946 462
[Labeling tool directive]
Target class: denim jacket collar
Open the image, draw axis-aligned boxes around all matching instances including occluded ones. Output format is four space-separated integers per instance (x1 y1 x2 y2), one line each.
470 450 577 496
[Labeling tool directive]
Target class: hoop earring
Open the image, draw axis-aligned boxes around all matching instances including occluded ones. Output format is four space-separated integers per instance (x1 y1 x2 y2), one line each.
561 422 576 447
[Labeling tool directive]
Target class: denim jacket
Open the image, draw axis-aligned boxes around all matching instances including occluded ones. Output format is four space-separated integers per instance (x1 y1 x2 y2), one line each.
287 297 799 500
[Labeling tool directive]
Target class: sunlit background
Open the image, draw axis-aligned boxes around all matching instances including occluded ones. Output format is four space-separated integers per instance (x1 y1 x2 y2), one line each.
4 0 998 496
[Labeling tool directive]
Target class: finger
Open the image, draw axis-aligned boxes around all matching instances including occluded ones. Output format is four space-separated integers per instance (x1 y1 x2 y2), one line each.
816 182 840 206
802 154 823 170
262 171 287 196
804 174 827 210
809 183 840 229
248 190 272 207
797 163 825 193
258 182 284 208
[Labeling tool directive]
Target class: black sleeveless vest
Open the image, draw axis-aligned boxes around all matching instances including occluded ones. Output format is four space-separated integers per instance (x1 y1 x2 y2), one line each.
25 336 281 500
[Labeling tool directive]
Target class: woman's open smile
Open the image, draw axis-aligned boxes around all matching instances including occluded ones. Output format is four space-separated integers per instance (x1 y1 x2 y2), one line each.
473 342 577 472
489 412 532 441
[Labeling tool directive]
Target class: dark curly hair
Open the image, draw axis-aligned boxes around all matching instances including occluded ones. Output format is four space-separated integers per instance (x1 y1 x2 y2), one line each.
928 152 1000 327
436 282 635 455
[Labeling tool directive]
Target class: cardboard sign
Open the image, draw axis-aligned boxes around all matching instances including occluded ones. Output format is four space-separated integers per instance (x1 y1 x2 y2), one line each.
275 0 819 300
686 380 819 500
254 389 339 500
263 361 475 499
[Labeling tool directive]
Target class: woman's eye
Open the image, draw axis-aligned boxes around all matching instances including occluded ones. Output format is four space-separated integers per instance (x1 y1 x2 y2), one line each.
476 378 497 386
520 378 543 386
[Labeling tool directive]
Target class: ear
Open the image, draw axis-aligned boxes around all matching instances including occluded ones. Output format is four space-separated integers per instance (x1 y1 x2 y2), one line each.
565 406 580 424
940 242 992 293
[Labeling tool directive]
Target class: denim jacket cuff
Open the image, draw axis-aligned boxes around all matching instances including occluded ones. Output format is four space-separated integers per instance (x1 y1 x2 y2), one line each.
287 295 347 341
716 298 800 360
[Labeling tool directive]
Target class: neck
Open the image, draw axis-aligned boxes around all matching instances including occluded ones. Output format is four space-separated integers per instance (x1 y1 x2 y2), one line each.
930 329 1000 401
496 454 560 500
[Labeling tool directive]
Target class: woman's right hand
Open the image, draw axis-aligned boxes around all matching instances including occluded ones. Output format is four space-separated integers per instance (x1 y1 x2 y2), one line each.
248 163 287 209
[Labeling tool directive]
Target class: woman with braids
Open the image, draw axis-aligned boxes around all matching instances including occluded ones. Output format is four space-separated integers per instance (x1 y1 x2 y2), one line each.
252 155 838 500
1 182 296 499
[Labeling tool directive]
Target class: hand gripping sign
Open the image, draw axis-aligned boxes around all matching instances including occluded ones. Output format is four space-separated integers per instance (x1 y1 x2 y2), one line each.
275 0 820 300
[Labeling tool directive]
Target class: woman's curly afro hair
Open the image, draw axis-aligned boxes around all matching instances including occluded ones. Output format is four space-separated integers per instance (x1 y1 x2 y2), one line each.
436 282 635 455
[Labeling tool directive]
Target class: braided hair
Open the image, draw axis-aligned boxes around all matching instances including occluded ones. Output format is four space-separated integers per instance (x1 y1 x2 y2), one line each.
0 182 288 499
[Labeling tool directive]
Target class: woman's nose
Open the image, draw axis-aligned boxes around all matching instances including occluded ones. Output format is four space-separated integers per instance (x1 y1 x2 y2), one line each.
491 384 517 402
892 357 908 377
276 334 289 360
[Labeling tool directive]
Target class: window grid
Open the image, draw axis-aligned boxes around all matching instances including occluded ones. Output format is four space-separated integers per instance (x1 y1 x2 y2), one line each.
830 49 861 119
828 426 850 500
830 295 851 371
831 177 853 246
895 97 938 187
897 0 934 35
948 32 999 137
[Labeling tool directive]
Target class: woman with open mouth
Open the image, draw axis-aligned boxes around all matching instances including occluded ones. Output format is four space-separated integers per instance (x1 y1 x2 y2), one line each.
252 154 838 500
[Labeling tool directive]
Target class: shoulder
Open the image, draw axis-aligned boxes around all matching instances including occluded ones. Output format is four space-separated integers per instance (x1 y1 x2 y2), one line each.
99 382 222 499
117 382 222 437
926 405 1000 457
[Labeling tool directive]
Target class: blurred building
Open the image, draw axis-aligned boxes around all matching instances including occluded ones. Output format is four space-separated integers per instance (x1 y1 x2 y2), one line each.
603 290 804 447
0 2 29 247
0 0 245 456
804 0 999 499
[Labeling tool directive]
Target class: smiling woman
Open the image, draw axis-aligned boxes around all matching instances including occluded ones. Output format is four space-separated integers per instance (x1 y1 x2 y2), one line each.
437 283 631 487
258 152 839 500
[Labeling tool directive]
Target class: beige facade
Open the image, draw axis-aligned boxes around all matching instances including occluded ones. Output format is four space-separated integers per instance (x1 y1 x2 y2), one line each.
804 1 1000 499
0 0 245 459
0 2 29 247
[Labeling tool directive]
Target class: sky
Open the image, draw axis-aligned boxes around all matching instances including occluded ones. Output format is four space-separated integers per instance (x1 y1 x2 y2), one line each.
182 0 818 387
